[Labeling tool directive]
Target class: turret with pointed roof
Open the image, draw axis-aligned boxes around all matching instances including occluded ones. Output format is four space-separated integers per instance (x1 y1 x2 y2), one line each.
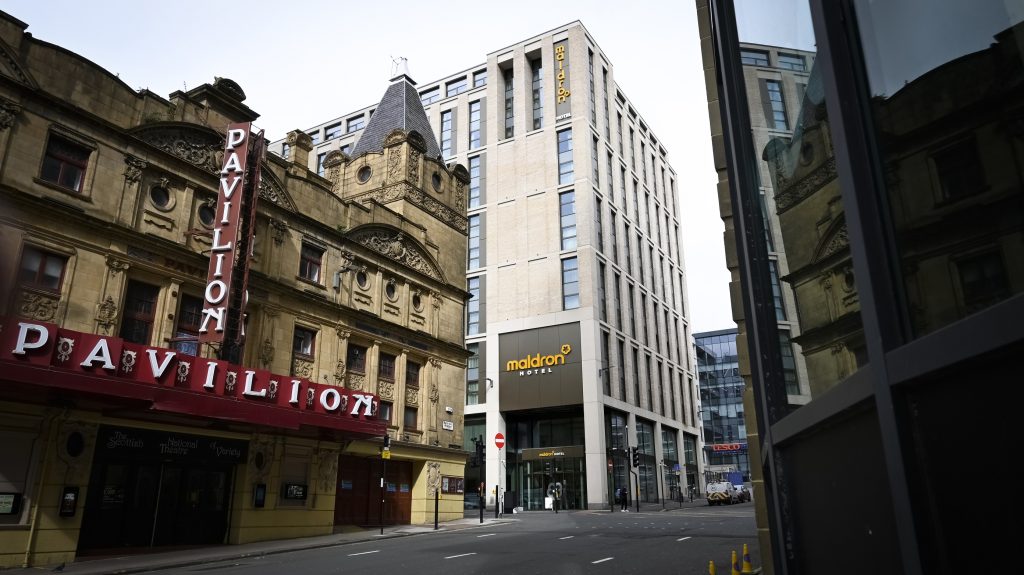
350 63 442 160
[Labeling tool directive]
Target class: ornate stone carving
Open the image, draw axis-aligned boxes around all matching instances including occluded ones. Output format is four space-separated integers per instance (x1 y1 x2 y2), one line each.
269 218 289 246
427 461 442 495
292 358 313 379
774 157 838 213
96 296 118 335
123 155 147 183
406 386 419 406
259 171 296 211
259 339 274 368
333 359 347 385
18 291 59 322
348 372 366 391
387 148 402 182
349 228 443 281
454 179 466 211
336 328 351 341
0 97 22 130
106 255 130 276
0 47 35 87
429 357 442 369
818 223 849 261
286 130 313 150
378 380 394 400
408 149 421 182
384 129 407 148
317 448 339 493
213 77 247 101
429 382 439 404
133 124 222 174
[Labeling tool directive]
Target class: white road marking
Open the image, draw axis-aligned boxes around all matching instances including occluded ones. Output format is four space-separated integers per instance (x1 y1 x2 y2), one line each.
560 536 574 540
445 553 477 559
477 533 496 538
348 550 379 556
592 557 614 564
677 536 692 542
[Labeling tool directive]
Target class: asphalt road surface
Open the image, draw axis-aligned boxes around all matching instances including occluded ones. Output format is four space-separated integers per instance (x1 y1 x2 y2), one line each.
147 503 758 575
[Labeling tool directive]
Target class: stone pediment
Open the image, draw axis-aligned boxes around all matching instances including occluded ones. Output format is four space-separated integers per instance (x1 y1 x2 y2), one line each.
131 122 223 174
0 40 38 88
258 169 296 212
348 226 444 282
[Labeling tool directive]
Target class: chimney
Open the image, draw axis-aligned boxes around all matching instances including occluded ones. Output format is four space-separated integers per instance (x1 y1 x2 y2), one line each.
285 129 313 169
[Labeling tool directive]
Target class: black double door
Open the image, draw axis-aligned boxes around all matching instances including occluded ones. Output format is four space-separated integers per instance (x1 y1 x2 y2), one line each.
79 461 231 551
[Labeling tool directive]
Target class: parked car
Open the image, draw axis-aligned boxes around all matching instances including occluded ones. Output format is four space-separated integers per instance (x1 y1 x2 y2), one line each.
735 484 751 502
706 481 739 505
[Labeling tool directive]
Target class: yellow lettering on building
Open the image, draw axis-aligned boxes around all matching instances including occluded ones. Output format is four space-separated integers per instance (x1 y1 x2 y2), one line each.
505 344 571 372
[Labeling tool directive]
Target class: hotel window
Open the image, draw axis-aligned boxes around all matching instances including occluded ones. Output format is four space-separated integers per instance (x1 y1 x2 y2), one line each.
503 68 514 138
467 276 481 335
595 197 604 253
559 190 577 250
406 361 421 390
617 112 624 155
609 210 618 264
346 117 365 133
531 58 543 130
379 352 396 381
473 69 487 88
468 214 481 269
557 129 574 185
633 180 640 221
316 152 326 177
632 347 641 407
762 79 788 130
641 293 649 345
292 326 315 358
613 272 623 330
592 137 600 185
628 127 636 170
119 280 160 345
404 406 418 430
778 331 799 396
603 68 611 139
466 343 480 405
347 344 367 373
446 77 467 98
469 100 482 149
420 87 440 106
324 123 342 140
41 134 90 192
624 227 632 275
299 242 323 283
379 401 393 424
440 110 454 157
340 144 352 156
740 49 769 67
606 153 614 197
640 142 647 184
628 284 637 337
589 50 597 125
621 167 628 212
173 294 203 356
769 260 787 322
469 156 483 207
617 340 627 400
562 257 580 310
281 143 290 159
777 52 806 71
601 331 611 395
598 262 608 322
308 131 321 145
18 246 67 292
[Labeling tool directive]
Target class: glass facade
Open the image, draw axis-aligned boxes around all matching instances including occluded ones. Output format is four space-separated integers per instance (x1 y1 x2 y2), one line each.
695 329 749 483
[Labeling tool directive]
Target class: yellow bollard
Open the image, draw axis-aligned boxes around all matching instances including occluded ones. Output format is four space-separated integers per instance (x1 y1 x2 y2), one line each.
741 543 754 574
731 550 741 575
709 560 717 575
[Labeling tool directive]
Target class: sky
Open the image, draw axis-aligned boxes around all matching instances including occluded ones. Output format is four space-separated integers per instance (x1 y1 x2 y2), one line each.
3 0 732 333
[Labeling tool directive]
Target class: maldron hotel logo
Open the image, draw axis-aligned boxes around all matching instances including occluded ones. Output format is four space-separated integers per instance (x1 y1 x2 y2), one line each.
506 344 572 377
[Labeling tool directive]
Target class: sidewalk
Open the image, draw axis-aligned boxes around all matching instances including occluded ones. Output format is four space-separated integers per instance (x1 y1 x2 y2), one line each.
7 517 515 575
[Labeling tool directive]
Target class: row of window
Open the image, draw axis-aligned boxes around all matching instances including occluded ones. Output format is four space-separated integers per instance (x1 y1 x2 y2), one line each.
600 340 697 423
420 69 487 107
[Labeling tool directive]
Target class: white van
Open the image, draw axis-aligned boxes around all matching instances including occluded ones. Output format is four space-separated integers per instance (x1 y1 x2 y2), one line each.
706 481 739 505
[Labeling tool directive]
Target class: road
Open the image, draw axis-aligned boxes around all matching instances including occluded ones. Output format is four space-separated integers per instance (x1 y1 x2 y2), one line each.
147 503 758 575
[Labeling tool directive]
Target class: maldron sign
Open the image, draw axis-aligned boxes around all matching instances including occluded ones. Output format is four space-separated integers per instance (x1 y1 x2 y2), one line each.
505 344 572 377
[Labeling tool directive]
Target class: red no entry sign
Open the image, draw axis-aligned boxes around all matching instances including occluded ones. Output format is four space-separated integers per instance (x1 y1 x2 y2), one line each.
495 433 505 449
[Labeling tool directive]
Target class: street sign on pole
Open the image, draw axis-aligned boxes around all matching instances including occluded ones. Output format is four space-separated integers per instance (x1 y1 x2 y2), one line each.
495 433 505 449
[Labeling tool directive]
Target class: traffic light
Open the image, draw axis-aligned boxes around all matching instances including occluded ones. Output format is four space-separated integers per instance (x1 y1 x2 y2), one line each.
631 446 640 467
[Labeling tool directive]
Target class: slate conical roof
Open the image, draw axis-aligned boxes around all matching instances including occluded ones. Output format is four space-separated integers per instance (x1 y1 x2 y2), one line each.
350 70 442 159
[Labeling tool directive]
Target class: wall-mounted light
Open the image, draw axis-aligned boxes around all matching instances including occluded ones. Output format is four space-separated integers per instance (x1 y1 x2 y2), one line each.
487 377 494 389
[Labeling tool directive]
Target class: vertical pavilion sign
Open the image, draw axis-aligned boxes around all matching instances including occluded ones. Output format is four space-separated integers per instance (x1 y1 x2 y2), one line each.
554 39 572 117
199 122 263 361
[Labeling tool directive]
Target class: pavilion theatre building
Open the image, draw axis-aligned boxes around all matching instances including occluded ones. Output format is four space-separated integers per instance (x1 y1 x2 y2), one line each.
0 11 470 569
274 22 704 511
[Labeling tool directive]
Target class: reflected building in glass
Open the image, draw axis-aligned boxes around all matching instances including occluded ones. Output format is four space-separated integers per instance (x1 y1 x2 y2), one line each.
697 0 1021 573
695 329 751 484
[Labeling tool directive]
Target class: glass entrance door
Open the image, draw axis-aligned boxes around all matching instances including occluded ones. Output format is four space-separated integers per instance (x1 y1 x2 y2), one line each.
513 454 586 511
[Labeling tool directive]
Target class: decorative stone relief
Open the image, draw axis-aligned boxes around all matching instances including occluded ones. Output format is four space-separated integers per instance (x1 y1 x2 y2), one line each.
96 296 118 335
133 124 222 174
18 291 59 322
429 382 439 404
378 380 394 400
0 98 22 130
258 172 296 211
387 148 402 182
259 338 274 368
106 255 130 276
333 359 347 385
317 448 339 493
350 229 442 281
454 179 466 211
347 372 366 391
818 223 849 262
292 358 313 379
408 149 421 182
406 387 419 407
427 461 442 495
775 157 838 213
269 218 289 246
123 155 148 183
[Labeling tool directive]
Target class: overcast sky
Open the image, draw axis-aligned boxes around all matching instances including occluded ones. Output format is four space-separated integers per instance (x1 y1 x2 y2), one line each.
4 0 734 333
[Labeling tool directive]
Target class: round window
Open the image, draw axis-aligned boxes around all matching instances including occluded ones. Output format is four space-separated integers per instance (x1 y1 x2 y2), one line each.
357 166 372 183
431 172 442 192
198 203 216 227
385 281 397 300
412 293 423 311
65 431 85 458
150 186 170 209
356 270 369 289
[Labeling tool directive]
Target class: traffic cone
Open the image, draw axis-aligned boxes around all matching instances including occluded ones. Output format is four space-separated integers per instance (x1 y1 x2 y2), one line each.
741 543 754 574
731 550 740 575
708 560 716 575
